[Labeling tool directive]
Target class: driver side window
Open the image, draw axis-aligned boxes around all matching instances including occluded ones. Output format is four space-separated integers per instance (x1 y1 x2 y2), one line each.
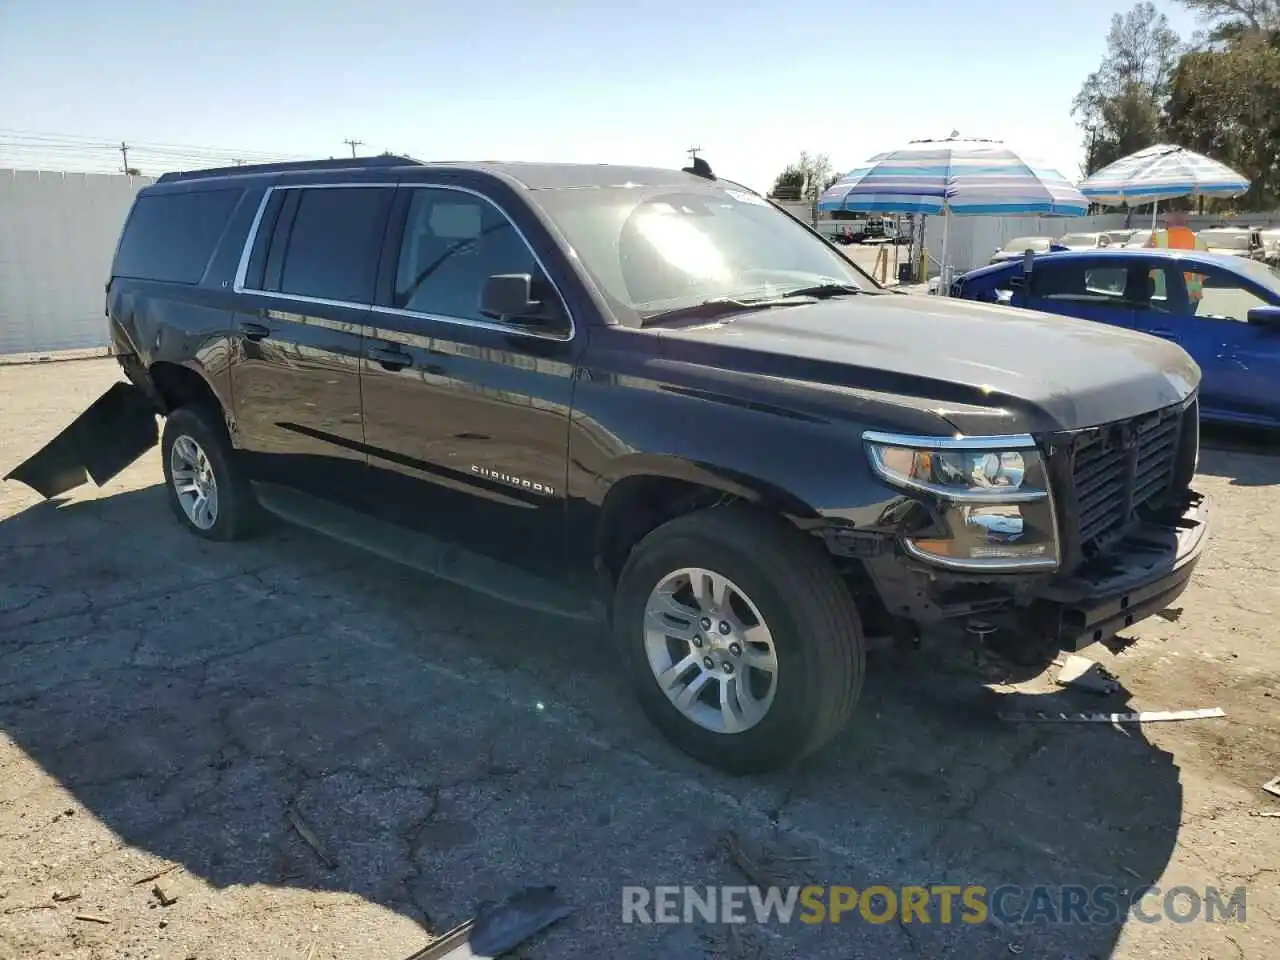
1186 269 1268 323
393 188 546 323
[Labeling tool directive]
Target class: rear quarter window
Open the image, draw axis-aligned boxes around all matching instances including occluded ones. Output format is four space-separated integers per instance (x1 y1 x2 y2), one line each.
113 188 242 284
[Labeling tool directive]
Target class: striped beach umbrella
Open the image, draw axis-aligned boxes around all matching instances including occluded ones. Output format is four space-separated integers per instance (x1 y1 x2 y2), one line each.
1078 144 1249 205
817 137 1089 217
818 138 1087 293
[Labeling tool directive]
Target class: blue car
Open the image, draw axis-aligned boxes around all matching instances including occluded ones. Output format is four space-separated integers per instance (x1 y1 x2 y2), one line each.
953 248 1280 428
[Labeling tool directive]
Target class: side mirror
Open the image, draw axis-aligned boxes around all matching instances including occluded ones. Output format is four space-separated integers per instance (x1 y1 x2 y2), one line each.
479 273 557 324
1246 305 1280 329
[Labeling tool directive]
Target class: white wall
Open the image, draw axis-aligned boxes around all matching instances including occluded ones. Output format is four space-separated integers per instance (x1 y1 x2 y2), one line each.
0 169 153 355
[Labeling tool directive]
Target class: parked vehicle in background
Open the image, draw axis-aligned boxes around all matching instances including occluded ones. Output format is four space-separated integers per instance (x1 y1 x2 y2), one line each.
1197 227 1264 261
1124 229 1153 248
1106 229 1136 245
1057 232 1113 251
954 248 1280 428
6 156 1212 774
989 236 1065 263
1259 228 1280 267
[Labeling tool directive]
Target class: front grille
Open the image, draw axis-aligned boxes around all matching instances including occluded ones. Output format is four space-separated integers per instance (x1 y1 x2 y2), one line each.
1066 401 1188 554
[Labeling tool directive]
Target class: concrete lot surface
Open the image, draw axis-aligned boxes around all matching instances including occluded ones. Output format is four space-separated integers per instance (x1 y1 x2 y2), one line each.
1 358 1277 959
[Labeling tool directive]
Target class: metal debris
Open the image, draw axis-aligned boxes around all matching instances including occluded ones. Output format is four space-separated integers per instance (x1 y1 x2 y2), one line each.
999 707 1225 724
1263 776 1280 799
51 891 80 903
1054 655 1120 695
74 913 111 924
403 886 573 959
286 803 337 870
1249 811 1280 819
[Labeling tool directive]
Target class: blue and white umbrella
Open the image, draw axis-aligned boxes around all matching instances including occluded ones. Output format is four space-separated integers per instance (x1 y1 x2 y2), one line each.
817 137 1087 293
817 137 1089 217
1078 143 1249 205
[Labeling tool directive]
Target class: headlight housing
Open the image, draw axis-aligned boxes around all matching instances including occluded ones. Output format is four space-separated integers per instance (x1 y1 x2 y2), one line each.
863 431 1059 571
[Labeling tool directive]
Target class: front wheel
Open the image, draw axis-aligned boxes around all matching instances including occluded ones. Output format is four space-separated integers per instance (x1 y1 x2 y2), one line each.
613 505 865 774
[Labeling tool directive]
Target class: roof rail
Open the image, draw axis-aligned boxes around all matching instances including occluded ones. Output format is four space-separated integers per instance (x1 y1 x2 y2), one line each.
155 154 420 183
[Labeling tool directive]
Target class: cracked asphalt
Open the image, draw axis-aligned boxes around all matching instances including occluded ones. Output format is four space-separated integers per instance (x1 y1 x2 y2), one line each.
1 358 1278 960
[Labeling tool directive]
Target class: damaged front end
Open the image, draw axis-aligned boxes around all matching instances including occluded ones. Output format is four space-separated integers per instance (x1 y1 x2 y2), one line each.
4 381 160 499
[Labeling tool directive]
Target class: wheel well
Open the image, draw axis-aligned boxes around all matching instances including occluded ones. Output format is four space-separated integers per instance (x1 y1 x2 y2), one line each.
595 475 894 637
596 476 738 584
148 362 222 416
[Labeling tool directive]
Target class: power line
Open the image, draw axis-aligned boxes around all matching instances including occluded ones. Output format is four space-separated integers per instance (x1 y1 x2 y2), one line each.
343 138 364 158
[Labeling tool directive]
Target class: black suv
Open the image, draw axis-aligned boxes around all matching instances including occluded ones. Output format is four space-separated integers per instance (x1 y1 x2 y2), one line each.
9 156 1211 773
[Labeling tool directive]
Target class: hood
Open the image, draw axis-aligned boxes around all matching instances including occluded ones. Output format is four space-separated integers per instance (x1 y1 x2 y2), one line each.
651 294 1200 435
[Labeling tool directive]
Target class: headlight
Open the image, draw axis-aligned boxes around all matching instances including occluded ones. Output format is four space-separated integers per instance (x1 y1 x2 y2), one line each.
863 431 1059 571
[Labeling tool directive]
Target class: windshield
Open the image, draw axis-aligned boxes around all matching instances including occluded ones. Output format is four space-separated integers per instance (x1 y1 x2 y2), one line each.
1126 230 1152 246
529 184 877 320
1058 233 1099 246
1001 236 1051 253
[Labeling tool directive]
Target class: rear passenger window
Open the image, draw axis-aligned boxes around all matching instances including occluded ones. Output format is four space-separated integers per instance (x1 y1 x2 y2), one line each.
114 189 241 284
393 188 545 322
1033 264 1127 303
259 187 391 304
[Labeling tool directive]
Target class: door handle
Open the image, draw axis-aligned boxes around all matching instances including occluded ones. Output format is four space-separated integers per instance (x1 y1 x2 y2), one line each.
368 344 413 371
239 320 270 341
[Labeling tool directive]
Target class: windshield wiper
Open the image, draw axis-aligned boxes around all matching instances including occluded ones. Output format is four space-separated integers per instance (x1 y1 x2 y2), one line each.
775 282 864 299
641 295 816 325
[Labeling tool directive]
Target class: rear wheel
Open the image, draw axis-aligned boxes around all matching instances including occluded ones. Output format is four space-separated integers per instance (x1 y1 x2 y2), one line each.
161 405 257 541
614 505 865 774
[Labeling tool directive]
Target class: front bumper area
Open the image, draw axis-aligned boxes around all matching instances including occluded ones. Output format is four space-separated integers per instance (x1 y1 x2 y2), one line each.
1032 492 1212 650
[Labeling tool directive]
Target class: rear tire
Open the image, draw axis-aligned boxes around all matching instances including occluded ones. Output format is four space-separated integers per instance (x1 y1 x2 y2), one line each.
161 405 257 541
613 504 865 774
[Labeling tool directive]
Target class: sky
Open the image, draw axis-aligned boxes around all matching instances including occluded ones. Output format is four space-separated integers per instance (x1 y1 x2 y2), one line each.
0 0 1204 193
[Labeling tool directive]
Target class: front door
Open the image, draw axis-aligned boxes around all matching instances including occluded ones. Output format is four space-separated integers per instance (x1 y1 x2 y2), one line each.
229 183 394 501
359 184 580 572
1145 264 1280 425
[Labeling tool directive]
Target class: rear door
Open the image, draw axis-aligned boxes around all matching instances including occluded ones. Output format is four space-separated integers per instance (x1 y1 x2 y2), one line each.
357 183 581 573
229 183 394 501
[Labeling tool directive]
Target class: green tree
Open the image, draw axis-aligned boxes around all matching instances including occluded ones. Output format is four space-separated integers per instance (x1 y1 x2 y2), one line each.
1179 0 1280 41
769 152 837 201
1164 30 1280 205
1072 2 1183 174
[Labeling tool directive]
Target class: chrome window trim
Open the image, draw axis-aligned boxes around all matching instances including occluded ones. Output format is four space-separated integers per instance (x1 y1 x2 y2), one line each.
231 181 576 344
862 430 1038 450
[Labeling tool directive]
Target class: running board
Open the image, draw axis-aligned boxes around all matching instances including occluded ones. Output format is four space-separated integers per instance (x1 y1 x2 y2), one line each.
252 482 604 623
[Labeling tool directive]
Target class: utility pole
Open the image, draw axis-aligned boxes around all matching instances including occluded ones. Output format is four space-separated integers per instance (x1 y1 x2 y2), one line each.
119 141 131 174
343 138 364 158
686 145 701 164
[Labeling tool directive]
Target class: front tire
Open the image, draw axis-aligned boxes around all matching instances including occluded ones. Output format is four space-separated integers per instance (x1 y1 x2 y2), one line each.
614 505 865 774
161 405 256 541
